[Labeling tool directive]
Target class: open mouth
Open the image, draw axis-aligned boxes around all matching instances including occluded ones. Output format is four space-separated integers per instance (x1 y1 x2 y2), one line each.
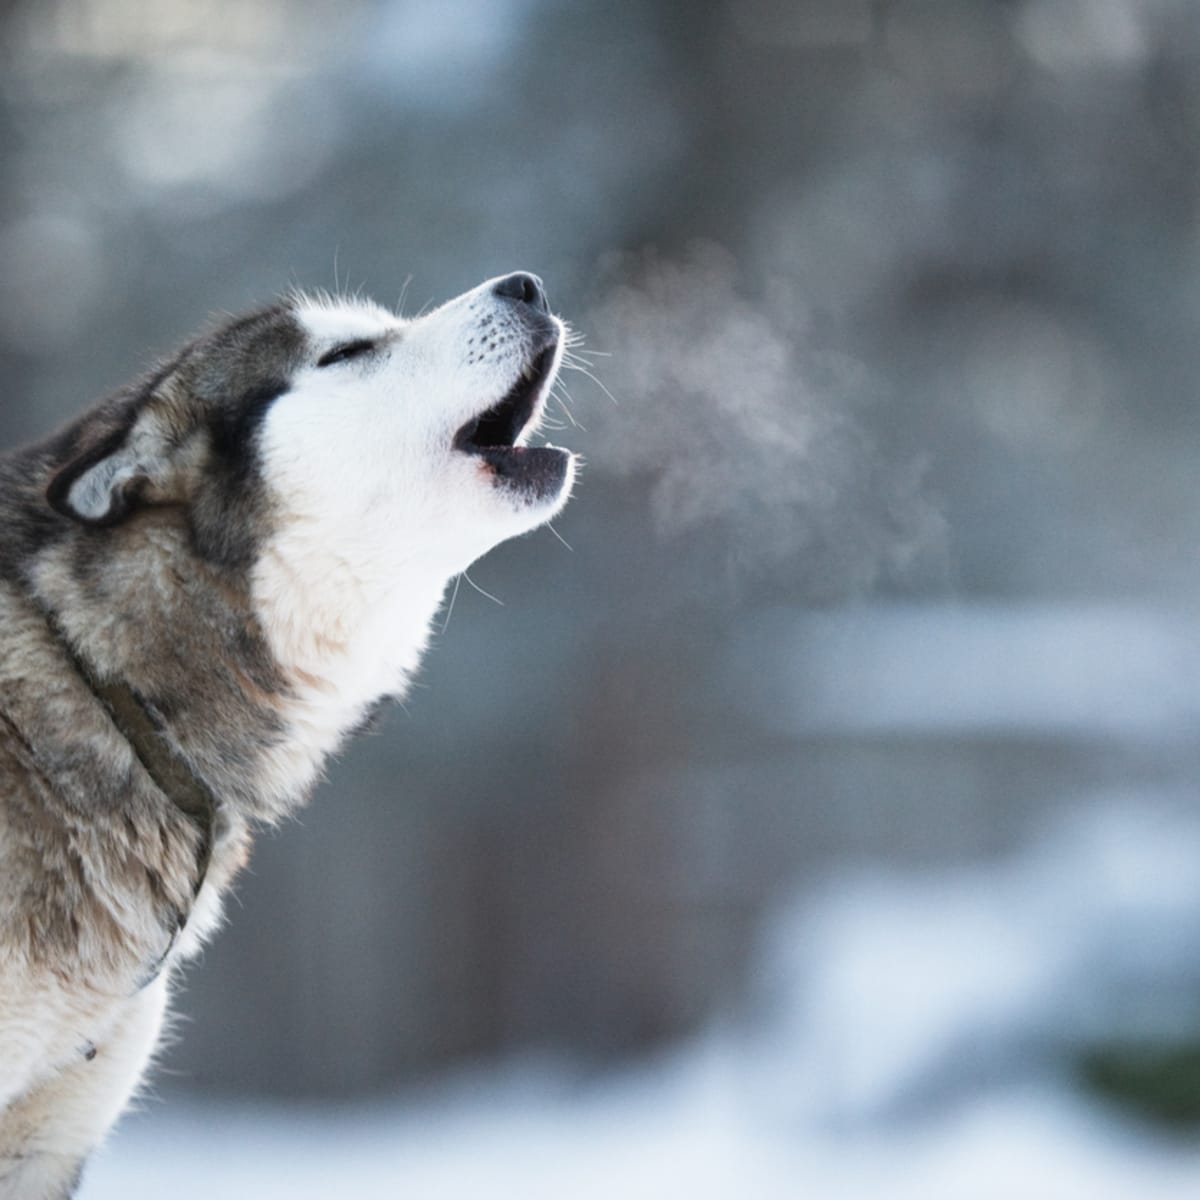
453 344 571 501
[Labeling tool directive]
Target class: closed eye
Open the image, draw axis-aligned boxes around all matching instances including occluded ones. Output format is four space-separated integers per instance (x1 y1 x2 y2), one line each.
316 339 377 368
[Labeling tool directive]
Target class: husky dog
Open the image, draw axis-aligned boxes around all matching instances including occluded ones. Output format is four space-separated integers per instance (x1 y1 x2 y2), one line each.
0 272 576 1198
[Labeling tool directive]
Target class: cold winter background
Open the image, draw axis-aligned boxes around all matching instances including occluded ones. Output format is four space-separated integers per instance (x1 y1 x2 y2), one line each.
3 0 1200 1194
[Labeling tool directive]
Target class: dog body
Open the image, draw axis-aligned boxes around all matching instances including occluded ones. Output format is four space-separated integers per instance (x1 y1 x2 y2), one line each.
0 273 575 1197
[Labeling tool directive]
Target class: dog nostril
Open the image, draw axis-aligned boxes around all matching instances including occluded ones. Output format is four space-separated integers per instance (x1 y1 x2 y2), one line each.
493 272 549 314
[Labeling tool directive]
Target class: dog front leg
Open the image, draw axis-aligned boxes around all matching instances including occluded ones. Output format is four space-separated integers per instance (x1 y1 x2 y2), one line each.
0 975 168 1199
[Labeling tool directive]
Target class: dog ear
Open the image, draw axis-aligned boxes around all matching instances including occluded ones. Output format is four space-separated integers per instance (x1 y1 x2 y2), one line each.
48 407 181 526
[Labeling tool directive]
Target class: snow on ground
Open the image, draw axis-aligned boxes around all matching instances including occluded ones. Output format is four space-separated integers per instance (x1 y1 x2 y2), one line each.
84 801 1200 1199
82 1064 1200 1200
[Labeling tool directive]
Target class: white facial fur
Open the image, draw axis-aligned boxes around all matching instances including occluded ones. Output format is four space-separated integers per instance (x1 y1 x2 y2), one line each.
249 277 575 798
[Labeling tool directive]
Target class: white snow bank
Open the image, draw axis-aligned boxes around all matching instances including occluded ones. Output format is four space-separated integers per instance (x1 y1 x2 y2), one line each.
83 1067 1200 1200
750 800 1200 1124
84 800 1200 1199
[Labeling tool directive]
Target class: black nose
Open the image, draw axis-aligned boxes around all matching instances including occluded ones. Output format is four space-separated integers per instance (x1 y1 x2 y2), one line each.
493 271 549 314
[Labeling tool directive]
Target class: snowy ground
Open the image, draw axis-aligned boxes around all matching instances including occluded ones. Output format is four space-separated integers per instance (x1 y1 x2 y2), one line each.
84 801 1200 1199
83 1062 1200 1200
82 1058 1200 1200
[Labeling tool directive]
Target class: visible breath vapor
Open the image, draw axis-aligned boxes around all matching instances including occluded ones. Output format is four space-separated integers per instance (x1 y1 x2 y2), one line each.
571 243 946 599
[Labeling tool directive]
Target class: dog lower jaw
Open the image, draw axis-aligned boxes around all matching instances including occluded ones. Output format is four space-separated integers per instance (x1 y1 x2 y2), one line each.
475 444 574 504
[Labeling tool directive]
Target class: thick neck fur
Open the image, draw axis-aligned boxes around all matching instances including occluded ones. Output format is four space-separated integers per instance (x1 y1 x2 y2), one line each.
0 445 448 990
19 493 441 829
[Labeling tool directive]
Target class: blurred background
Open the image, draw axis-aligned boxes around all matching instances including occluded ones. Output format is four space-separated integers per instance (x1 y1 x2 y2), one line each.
4 0 1200 1195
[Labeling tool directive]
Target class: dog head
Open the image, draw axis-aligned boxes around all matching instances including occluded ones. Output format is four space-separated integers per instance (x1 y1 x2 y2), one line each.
46 273 577 687
49 272 574 568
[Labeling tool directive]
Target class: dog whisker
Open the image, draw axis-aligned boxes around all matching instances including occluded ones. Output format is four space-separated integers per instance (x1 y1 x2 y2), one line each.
562 359 617 406
439 572 463 634
545 520 574 552
460 570 505 607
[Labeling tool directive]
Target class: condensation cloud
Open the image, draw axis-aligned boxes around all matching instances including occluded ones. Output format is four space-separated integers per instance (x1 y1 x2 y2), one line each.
569 244 947 599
